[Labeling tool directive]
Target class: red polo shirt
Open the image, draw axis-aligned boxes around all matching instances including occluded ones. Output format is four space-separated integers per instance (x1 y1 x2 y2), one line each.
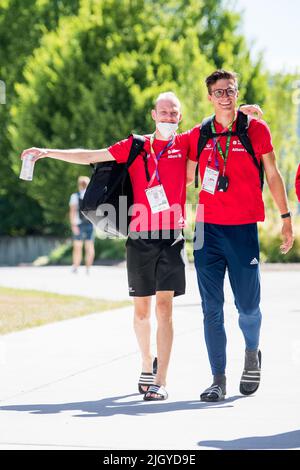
108 134 189 231
188 117 274 225
295 164 300 202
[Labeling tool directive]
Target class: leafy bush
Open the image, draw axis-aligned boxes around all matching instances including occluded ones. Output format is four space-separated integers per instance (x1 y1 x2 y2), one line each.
46 236 126 265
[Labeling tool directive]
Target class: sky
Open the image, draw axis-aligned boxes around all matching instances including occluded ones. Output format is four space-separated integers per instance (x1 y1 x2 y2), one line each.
231 0 300 73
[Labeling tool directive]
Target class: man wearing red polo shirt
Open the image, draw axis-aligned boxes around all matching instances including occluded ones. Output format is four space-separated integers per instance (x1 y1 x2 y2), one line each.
107 93 189 401
187 70 294 402
295 164 300 202
21 92 189 401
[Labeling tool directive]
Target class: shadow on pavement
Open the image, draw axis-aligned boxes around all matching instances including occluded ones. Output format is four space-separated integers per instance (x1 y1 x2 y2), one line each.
198 429 300 450
0 394 245 417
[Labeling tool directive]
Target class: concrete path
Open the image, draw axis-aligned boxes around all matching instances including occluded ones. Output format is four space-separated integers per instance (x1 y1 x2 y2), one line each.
0 265 299 450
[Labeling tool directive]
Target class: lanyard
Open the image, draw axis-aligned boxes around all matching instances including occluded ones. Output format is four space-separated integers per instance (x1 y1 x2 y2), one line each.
148 133 174 187
211 117 234 175
207 138 220 170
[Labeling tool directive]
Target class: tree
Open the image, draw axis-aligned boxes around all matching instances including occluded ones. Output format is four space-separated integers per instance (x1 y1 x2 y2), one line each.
9 0 213 233
0 0 80 235
2 0 274 235
147 0 268 105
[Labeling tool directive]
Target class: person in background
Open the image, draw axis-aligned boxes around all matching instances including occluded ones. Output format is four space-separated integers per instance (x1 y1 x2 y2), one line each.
69 176 95 274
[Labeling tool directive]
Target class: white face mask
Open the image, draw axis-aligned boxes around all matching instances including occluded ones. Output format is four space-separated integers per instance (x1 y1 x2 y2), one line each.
156 122 178 139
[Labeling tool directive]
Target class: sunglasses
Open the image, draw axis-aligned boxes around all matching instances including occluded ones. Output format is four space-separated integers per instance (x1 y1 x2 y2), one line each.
210 87 237 98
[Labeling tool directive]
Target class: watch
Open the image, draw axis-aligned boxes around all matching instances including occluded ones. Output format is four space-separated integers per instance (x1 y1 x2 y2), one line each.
281 211 292 219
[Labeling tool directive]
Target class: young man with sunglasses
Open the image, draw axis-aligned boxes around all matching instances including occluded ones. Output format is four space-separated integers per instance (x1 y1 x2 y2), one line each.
187 70 294 402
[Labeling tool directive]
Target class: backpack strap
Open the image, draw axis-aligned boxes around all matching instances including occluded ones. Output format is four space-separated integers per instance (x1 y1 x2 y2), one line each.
195 115 214 188
235 111 264 189
142 152 151 182
126 134 146 169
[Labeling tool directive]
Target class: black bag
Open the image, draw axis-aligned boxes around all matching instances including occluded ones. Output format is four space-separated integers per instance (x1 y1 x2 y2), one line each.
81 134 146 237
195 111 264 189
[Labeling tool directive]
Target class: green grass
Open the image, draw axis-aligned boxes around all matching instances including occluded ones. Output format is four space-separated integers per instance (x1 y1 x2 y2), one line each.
0 287 131 335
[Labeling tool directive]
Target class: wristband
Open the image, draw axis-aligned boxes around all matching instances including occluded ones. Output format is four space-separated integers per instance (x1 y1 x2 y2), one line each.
281 211 292 219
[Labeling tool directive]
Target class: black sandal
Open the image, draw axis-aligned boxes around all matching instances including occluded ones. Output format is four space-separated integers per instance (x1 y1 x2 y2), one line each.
240 350 262 396
143 384 168 401
138 357 157 394
200 384 226 402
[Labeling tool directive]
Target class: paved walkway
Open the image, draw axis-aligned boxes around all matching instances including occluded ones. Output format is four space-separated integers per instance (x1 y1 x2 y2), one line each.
0 265 299 449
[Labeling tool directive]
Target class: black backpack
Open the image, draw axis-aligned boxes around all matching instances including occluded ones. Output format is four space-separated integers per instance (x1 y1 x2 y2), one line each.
195 111 264 189
81 134 146 237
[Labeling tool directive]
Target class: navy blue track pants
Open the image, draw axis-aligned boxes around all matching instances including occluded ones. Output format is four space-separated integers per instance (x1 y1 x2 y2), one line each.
194 223 262 376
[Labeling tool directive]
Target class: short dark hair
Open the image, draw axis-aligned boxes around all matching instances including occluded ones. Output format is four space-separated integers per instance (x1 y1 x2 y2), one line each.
205 70 238 93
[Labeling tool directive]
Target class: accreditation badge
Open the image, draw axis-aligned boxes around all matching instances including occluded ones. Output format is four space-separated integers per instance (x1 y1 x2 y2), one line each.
145 184 170 214
202 166 219 195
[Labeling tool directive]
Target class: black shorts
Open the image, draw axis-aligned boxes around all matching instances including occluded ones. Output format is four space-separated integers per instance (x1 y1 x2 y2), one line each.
126 230 186 297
